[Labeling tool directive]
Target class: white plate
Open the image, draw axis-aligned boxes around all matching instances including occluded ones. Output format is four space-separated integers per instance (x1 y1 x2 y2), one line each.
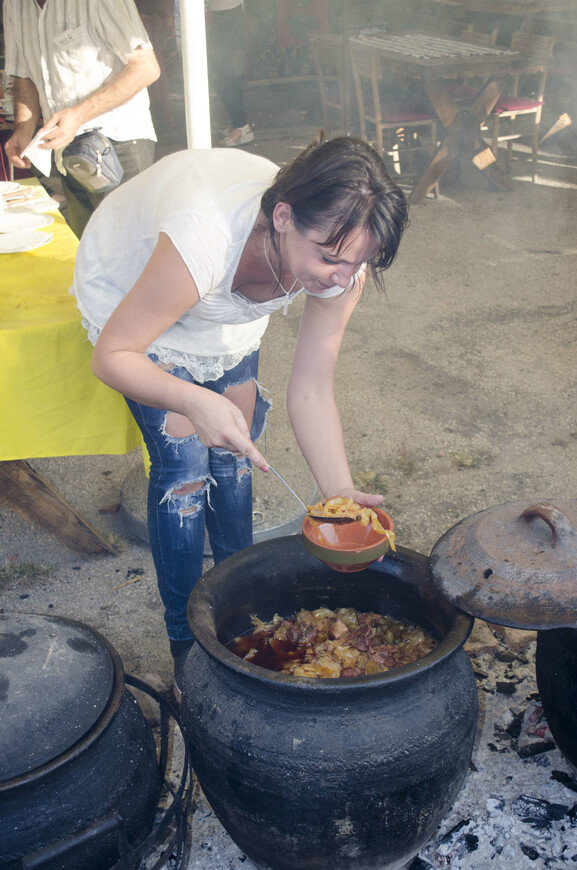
10 197 61 213
0 230 53 253
0 181 19 195
0 213 54 233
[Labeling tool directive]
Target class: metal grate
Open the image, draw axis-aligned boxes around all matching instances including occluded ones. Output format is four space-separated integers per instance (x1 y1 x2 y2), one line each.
20 674 195 870
351 32 516 59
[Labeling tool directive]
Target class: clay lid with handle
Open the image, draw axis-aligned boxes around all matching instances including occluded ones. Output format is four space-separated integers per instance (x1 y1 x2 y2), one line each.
428 499 577 630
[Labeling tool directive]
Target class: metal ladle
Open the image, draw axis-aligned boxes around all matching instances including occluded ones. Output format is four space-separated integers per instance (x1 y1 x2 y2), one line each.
266 463 357 524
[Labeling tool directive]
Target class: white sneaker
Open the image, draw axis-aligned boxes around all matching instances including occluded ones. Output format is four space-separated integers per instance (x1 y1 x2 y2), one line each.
220 124 255 147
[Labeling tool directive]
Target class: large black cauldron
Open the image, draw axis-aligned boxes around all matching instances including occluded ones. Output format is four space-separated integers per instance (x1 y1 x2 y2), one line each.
0 615 161 870
181 536 478 870
536 628 577 770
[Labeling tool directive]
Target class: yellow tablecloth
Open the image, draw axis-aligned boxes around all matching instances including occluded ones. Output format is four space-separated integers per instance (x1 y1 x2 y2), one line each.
0 180 142 461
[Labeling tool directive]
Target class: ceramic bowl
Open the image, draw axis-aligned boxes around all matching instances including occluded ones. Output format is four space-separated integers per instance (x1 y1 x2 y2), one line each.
301 507 394 573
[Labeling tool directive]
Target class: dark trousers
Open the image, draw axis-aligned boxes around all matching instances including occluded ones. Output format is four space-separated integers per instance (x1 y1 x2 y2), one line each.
58 137 155 238
207 6 248 130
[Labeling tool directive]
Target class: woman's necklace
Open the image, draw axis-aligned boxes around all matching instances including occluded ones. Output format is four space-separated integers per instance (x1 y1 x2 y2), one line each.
263 230 298 315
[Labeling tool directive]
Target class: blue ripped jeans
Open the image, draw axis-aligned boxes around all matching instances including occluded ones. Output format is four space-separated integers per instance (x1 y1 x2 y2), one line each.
124 350 270 643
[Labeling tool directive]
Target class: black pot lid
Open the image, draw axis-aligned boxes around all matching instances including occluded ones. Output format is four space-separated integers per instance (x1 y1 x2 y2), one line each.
0 614 120 782
429 499 577 630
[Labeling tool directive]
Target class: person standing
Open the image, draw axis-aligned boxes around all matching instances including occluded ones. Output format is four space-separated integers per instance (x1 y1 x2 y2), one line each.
206 0 254 147
3 0 161 237
72 133 408 688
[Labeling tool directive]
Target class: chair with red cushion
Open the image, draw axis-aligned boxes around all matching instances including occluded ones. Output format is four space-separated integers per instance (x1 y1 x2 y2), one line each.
486 30 556 181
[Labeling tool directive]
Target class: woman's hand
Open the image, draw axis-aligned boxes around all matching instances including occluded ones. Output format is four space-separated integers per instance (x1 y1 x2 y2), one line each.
328 488 384 509
325 489 388 563
185 388 268 470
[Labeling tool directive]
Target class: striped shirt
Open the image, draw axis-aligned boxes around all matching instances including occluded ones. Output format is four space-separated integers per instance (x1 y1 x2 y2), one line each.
3 0 157 143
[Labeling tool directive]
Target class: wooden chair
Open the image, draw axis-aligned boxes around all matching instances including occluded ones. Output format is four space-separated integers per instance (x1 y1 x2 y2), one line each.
444 27 499 101
486 30 556 180
309 33 347 135
460 25 499 47
349 40 438 182
539 33 576 144
409 0 465 37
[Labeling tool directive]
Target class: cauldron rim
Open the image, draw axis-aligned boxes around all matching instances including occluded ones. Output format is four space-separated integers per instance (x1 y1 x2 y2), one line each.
0 614 125 794
188 537 475 694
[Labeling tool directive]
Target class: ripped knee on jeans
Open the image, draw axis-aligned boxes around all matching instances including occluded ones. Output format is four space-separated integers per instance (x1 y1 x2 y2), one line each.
173 479 203 515
160 477 213 525
172 480 204 496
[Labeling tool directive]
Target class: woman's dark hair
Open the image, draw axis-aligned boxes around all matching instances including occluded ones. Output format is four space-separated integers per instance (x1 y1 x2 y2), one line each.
260 131 409 291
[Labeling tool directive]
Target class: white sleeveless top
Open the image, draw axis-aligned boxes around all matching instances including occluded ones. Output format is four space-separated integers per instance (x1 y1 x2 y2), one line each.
73 149 347 382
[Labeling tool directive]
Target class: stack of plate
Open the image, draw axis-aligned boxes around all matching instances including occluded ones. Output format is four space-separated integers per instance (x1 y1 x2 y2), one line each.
0 181 56 253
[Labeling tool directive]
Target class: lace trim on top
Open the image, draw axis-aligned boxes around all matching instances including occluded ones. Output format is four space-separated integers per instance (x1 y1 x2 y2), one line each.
82 320 261 384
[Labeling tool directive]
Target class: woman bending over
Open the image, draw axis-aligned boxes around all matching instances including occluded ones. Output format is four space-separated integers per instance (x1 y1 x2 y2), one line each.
72 131 409 685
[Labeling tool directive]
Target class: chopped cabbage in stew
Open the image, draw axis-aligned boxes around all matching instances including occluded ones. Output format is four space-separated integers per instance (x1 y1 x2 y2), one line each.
227 607 437 678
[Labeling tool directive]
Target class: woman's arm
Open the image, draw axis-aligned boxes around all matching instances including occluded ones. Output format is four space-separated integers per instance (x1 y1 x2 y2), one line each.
92 232 268 468
287 275 383 508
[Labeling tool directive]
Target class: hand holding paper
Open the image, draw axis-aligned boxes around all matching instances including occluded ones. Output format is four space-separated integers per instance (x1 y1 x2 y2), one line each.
20 126 57 178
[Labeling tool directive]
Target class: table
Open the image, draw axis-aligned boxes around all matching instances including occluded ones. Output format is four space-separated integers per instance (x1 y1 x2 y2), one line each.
424 0 577 42
425 0 575 14
0 180 142 552
349 31 553 202
459 0 576 13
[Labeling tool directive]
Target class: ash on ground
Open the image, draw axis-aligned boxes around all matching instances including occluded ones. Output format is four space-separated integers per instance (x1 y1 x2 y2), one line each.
410 630 577 870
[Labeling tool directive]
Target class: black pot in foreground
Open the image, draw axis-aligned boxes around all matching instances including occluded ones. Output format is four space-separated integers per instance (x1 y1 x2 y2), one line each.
182 536 478 870
0 615 161 870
